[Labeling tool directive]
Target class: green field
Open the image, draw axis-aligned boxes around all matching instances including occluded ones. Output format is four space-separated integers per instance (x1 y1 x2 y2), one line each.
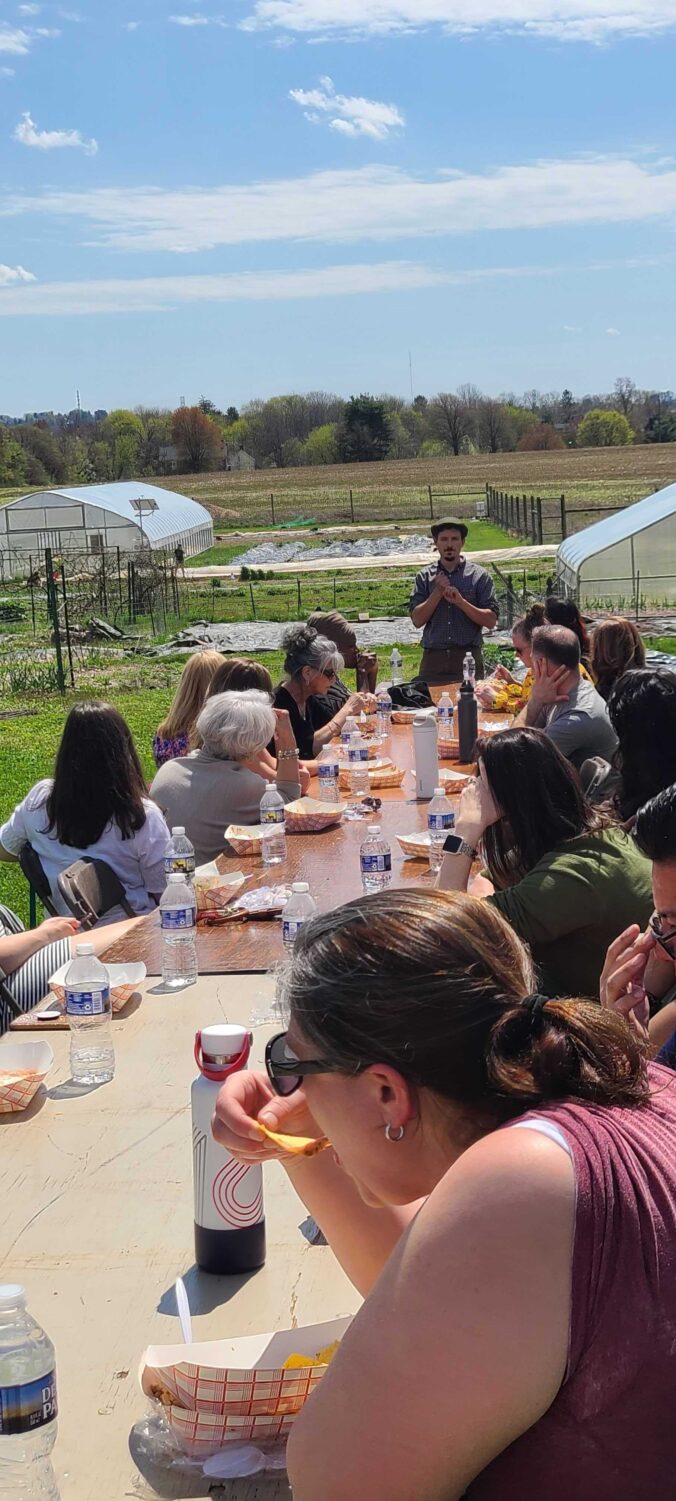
194 519 521 569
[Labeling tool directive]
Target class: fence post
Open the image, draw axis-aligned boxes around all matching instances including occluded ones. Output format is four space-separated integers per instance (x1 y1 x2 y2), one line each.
507 574 516 627
522 495 528 537
350 489 355 524
530 495 536 544
117 546 123 614
560 494 567 540
270 493 276 526
249 580 256 618
59 562 75 688
635 570 640 623
510 493 515 531
428 484 434 521
44 547 66 694
297 575 302 616
100 549 108 615
28 553 36 634
537 496 543 545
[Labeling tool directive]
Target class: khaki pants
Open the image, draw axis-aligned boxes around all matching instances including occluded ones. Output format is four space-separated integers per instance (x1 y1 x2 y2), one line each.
419 645 484 685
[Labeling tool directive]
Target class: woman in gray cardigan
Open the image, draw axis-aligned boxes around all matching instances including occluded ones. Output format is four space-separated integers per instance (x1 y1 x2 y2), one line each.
150 690 301 865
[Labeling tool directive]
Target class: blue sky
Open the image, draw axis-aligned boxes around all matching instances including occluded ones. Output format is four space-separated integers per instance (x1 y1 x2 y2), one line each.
0 0 674 413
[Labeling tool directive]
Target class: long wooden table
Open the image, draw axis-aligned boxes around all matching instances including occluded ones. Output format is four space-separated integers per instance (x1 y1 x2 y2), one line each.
0 975 357 1500
103 711 507 976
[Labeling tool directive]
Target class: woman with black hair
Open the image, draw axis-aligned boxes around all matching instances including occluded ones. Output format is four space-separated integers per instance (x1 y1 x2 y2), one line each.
0 701 169 918
544 594 592 670
213 888 676 1500
437 725 652 997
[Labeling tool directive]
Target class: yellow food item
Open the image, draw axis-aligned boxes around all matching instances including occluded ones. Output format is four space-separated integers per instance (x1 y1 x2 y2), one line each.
255 1120 329 1157
282 1341 340 1371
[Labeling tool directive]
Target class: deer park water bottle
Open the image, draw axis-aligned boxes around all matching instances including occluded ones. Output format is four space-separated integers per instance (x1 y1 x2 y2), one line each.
317 746 340 804
360 825 392 894
164 826 195 884
348 730 370 809
376 690 392 739
192 1026 265 1275
0 1284 59 1501
458 678 479 763
160 873 198 987
463 651 476 688
390 647 403 685
427 787 455 873
340 714 357 747
436 692 453 734
259 784 287 865
64 942 114 1086
282 883 318 948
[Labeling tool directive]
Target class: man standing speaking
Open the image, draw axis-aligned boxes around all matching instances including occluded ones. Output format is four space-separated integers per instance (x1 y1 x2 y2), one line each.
409 518 498 683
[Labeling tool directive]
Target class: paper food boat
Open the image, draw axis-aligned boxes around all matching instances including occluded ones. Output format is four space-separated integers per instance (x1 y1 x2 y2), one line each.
48 961 146 1014
339 764 405 790
224 824 266 856
438 737 460 760
396 831 432 860
0 1040 54 1114
283 797 346 833
194 865 246 913
438 768 473 793
140 1316 352 1459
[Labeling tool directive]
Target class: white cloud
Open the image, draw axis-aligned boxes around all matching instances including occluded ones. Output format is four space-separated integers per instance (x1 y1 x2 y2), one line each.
0 263 36 286
125 20 141 29
5 155 676 254
606 326 621 334
241 0 676 43
290 76 404 140
0 66 15 75
563 323 582 331
169 12 227 25
18 4 41 15
13 110 98 156
0 26 31 53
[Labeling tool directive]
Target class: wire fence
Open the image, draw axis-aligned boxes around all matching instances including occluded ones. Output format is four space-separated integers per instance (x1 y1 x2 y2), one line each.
485 481 670 545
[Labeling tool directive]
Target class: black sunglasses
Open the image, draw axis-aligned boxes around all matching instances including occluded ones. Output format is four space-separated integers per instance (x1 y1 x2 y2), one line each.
649 913 676 960
265 1030 360 1098
320 665 337 680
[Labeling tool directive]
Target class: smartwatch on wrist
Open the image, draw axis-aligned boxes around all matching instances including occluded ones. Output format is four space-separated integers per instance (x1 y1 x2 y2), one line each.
442 833 477 860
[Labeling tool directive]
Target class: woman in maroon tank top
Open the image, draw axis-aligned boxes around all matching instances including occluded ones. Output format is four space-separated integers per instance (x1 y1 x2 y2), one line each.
213 889 676 1501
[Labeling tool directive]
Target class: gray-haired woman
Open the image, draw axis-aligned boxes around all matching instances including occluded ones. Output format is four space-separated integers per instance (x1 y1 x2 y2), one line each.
272 625 368 764
150 690 301 864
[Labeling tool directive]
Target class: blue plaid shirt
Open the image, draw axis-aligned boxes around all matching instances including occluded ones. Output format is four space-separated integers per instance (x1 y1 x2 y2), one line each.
409 556 499 650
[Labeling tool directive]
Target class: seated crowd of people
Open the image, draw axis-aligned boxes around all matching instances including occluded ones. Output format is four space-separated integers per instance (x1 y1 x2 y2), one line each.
2 595 676 1494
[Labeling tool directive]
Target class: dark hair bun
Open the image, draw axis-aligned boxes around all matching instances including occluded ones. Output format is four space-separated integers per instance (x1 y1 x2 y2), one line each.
282 624 317 655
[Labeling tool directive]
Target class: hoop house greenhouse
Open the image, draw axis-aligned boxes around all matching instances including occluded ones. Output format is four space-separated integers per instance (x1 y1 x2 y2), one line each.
557 483 676 609
0 480 214 579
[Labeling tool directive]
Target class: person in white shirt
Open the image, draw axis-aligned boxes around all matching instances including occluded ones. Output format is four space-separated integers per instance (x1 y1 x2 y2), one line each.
0 701 169 919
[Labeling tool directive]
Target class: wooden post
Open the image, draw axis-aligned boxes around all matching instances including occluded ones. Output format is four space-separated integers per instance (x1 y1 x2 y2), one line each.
45 547 66 694
635 571 640 623
297 575 302 616
350 489 355 524
60 562 75 688
523 495 528 537
428 484 434 520
270 493 276 526
537 496 543 545
117 545 123 613
249 580 256 618
28 554 36 634
530 495 536 544
560 494 567 540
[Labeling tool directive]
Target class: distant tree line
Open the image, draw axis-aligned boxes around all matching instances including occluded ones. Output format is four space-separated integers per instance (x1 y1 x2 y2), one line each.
0 379 674 488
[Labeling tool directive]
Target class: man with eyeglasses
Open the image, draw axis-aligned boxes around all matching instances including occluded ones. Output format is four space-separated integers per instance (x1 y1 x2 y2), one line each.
600 785 676 1067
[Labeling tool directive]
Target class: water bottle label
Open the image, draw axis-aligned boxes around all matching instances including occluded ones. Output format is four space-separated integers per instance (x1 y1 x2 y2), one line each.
161 907 196 930
282 917 307 941
428 813 455 830
66 985 110 1017
361 853 392 873
319 764 338 781
348 747 369 763
164 853 195 876
0 1370 57 1435
261 808 285 825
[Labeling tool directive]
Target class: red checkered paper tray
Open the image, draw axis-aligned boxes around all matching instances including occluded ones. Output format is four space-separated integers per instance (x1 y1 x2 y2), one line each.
140 1316 352 1459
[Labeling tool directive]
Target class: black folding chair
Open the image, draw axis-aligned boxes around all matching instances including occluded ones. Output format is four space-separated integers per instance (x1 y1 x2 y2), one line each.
0 974 23 1025
57 858 136 928
18 843 57 921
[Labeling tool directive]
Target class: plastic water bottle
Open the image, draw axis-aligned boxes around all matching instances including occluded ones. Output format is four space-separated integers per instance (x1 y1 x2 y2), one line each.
64 942 114 1086
282 883 318 947
347 730 370 810
0 1284 59 1501
360 825 392 893
437 692 453 734
259 784 287 865
192 1027 265 1274
428 787 455 873
164 825 195 884
317 746 340 804
160 873 198 987
376 691 392 739
390 647 403 685
463 651 476 687
340 715 357 748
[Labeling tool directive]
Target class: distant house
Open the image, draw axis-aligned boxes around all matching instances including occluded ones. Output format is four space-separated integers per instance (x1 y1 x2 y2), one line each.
224 445 255 472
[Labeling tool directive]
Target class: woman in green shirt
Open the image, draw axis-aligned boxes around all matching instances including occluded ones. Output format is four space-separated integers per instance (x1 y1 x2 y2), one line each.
437 727 653 998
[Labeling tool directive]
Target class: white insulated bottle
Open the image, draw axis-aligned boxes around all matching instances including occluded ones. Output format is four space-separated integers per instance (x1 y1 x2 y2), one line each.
413 713 439 800
192 1025 266 1275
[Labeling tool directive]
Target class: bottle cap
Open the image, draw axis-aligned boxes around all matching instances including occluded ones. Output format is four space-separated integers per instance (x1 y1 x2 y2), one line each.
172 826 185 836
168 872 185 883
292 882 310 893
0 1285 26 1309
434 786 444 796
367 824 381 835
75 942 94 956
200 1024 249 1060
